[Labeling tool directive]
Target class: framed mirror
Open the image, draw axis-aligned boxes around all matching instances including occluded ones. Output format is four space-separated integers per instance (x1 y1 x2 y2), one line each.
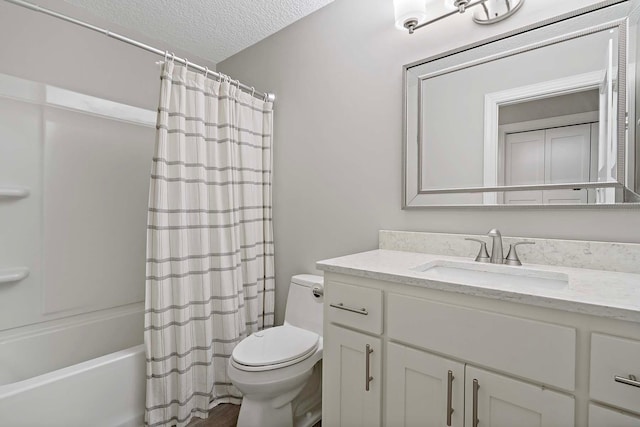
403 0 640 207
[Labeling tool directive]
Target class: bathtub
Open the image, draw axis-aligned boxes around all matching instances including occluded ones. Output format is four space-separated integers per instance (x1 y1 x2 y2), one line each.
0 304 145 426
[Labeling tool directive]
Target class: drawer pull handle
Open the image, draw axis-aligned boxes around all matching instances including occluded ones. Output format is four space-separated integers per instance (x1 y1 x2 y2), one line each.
329 303 368 316
446 370 454 426
615 374 640 388
472 379 479 427
365 344 374 391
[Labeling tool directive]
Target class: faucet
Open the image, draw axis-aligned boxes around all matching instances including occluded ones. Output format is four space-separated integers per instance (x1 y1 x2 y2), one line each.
487 229 504 264
467 229 536 265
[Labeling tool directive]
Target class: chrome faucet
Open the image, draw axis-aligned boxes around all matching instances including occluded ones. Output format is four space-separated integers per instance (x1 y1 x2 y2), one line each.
487 229 504 264
466 229 536 265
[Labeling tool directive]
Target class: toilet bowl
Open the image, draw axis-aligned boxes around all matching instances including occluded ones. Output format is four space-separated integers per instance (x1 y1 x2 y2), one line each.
228 274 324 427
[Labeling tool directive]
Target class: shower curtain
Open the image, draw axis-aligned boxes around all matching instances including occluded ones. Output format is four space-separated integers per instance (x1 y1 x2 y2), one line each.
144 61 275 427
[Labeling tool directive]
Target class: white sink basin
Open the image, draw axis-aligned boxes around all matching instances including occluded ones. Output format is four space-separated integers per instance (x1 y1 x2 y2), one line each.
412 259 568 289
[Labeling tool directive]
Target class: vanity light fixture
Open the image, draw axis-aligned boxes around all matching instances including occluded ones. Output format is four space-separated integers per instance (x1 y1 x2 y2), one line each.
394 0 525 34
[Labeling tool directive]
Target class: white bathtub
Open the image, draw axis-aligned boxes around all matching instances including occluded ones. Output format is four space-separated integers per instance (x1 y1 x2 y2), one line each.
0 305 145 426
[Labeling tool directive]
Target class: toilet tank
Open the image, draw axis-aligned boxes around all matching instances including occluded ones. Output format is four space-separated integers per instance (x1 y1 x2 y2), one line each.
284 274 324 336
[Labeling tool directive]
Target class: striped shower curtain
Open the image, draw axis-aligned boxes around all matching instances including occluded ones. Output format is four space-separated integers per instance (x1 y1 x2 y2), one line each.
144 61 275 427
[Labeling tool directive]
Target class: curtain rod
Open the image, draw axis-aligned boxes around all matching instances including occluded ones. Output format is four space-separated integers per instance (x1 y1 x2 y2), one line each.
3 0 276 102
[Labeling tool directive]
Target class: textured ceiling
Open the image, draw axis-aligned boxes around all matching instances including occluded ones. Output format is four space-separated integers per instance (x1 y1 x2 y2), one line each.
62 0 335 64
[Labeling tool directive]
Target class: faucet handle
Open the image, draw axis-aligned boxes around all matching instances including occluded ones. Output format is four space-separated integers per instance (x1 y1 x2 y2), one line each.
465 238 491 263
504 241 535 266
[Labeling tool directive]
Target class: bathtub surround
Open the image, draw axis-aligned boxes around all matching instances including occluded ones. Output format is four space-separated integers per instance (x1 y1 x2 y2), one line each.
0 0 214 343
145 62 275 427
217 0 640 325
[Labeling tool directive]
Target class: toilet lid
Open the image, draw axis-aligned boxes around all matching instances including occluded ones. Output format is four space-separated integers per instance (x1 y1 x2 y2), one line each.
231 324 319 368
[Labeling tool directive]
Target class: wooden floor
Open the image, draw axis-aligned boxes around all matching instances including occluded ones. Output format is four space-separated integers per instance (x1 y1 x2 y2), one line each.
187 404 321 427
188 404 240 427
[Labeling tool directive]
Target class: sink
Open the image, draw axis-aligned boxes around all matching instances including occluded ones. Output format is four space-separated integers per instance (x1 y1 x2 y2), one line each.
412 259 568 289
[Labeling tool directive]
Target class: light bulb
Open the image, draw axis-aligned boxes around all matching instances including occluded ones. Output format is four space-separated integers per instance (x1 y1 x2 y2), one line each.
393 0 428 31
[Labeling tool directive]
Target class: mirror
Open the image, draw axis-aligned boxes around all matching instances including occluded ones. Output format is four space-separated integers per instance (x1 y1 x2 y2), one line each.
403 0 640 207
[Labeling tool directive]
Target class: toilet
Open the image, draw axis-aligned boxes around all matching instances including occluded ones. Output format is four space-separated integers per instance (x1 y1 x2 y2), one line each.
228 274 324 427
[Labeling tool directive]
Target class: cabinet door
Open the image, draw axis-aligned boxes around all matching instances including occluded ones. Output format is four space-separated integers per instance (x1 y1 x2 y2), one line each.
544 124 591 184
504 130 544 204
589 404 640 427
543 123 591 204
323 323 382 427
464 366 574 427
386 342 464 427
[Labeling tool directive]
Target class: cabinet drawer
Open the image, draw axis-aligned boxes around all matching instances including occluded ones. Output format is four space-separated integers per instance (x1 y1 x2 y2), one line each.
590 333 640 413
387 293 576 390
326 281 382 335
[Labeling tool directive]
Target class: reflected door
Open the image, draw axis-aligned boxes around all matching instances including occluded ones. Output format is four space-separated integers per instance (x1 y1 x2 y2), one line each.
504 124 592 204
504 130 545 204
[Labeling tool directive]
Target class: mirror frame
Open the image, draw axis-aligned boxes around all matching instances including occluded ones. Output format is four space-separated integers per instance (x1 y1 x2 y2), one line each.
402 0 639 208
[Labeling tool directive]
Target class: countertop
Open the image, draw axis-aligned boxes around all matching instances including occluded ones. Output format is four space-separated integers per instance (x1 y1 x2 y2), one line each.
316 249 640 323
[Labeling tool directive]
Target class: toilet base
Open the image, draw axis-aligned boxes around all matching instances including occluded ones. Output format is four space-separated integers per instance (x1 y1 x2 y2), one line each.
236 397 294 427
236 363 322 427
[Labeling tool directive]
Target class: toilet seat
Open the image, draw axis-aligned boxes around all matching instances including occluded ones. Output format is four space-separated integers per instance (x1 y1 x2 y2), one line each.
231 324 319 372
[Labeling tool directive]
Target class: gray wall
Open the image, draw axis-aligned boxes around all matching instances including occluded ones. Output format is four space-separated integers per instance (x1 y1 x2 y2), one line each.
220 0 640 324
499 90 600 125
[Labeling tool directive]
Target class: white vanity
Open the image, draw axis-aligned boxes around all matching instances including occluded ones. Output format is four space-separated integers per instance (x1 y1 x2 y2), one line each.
317 231 640 427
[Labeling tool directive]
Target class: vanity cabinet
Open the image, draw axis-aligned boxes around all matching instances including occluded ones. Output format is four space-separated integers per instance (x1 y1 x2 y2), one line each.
589 333 640 414
323 324 382 427
589 403 640 426
464 365 574 427
386 342 574 427
386 343 465 426
386 293 576 390
323 281 383 427
321 273 640 427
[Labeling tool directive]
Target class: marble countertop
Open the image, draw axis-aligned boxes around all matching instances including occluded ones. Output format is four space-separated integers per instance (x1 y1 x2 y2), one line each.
316 249 640 323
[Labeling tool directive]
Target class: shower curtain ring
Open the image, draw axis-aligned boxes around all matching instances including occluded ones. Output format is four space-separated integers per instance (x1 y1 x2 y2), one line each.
184 58 189 70
251 87 255 97
164 51 168 62
204 67 209 78
170 52 175 63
